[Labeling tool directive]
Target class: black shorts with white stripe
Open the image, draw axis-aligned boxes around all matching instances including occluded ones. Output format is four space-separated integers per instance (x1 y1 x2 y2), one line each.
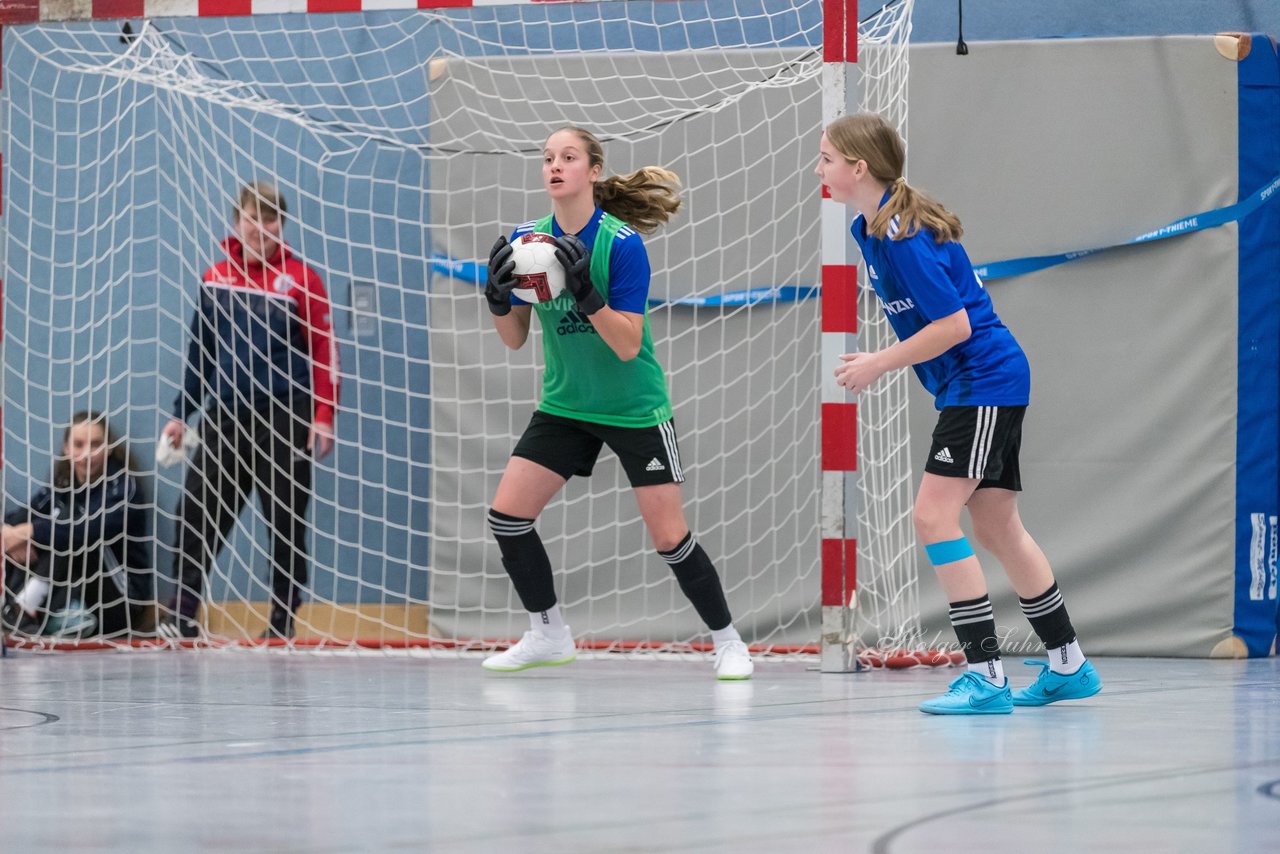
924 405 1025 491
511 410 686 487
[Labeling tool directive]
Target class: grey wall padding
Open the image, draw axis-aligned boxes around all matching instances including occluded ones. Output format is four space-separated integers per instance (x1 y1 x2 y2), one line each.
905 38 1245 656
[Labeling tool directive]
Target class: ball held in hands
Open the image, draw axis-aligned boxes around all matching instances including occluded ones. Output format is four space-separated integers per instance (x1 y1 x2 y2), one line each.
507 233 568 304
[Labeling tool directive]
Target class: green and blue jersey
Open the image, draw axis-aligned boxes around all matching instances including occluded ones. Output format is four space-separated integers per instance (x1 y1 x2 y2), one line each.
511 207 673 428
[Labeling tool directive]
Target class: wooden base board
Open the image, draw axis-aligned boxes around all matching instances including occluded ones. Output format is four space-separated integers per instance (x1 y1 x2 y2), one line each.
201 602 430 642
1209 634 1250 659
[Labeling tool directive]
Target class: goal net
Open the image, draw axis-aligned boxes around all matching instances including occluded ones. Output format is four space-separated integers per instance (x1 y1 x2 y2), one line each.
845 3 949 667
0 0 917 657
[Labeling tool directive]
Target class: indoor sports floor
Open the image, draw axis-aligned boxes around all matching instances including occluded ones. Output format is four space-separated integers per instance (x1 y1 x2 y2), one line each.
0 652 1276 852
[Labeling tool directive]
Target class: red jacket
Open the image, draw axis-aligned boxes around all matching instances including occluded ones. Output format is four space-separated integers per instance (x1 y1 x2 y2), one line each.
175 237 339 426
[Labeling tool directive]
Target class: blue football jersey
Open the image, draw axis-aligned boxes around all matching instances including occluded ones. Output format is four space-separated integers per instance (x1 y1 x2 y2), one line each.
850 198 1030 409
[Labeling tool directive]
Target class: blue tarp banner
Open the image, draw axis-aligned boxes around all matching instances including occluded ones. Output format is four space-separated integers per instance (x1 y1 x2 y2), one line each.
443 174 1278 307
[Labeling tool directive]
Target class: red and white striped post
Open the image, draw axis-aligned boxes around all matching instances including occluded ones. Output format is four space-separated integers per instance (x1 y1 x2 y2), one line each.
0 0 477 26
819 0 859 672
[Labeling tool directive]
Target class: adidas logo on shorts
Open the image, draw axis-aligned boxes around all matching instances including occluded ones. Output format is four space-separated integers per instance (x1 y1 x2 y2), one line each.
934 447 954 463
646 458 666 472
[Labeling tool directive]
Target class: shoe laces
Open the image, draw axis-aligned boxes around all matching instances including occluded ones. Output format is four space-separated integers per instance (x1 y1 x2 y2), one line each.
948 672 989 694
1022 659 1052 685
715 639 748 663
514 630 566 653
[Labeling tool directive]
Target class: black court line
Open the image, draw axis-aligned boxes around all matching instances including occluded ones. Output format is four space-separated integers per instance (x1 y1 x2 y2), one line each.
871 757 1280 854
1 688 932 775
0 706 61 730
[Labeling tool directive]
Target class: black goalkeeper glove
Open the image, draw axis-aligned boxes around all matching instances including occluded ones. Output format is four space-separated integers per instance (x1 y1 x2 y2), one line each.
555 234 605 316
485 236 516 316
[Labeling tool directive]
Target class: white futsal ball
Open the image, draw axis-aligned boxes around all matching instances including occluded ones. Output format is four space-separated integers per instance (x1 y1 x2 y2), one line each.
509 232 567 305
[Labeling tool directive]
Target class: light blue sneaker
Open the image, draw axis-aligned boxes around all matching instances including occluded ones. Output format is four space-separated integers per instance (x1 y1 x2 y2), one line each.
44 600 97 638
919 671 1013 715
1012 659 1102 706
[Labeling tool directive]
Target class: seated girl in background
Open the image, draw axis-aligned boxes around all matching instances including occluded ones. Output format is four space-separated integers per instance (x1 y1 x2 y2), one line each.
3 411 152 638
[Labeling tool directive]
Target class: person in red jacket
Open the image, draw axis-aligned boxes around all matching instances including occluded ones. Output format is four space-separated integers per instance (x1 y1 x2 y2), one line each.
157 182 339 641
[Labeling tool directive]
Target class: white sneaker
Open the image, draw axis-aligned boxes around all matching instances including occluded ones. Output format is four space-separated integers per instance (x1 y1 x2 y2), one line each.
482 629 576 672
156 615 203 643
713 639 754 680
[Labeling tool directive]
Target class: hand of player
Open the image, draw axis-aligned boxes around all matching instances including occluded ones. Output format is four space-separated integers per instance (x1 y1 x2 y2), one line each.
4 534 36 566
485 236 517 316
308 421 335 460
2 523 18 557
162 418 187 448
2 523 33 556
834 352 886 394
554 234 604 316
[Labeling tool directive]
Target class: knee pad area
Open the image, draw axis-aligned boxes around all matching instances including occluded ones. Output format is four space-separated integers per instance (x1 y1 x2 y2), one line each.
924 537 974 566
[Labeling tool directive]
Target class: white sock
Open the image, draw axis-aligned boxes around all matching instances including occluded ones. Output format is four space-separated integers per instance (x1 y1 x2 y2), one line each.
710 624 741 648
1047 639 1086 674
529 605 567 638
968 657 1005 685
15 577 51 615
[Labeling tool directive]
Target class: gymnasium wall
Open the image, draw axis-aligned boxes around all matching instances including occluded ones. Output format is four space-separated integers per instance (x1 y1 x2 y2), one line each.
1 7 1276 653
425 50 824 645
871 0 1280 44
429 32 1280 655
902 35 1280 656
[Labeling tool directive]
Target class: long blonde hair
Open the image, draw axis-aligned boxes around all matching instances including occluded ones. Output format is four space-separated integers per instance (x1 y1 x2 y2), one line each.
824 113 963 243
553 126 681 234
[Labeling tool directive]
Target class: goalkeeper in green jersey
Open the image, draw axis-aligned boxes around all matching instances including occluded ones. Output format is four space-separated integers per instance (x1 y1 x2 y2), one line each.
480 126 753 680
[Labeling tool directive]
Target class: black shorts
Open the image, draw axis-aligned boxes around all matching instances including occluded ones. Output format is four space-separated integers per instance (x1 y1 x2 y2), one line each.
924 405 1025 491
512 411 686 487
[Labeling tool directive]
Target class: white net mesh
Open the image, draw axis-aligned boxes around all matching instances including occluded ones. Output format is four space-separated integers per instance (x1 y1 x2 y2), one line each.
0 0 914 656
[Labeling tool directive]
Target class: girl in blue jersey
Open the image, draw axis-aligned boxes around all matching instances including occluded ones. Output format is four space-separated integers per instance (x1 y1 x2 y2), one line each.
817 113 1101 714
480 126 753 679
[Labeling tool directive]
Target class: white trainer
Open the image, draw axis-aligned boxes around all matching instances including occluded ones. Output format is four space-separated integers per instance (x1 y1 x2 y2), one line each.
482 629 577 672
713 639 754 680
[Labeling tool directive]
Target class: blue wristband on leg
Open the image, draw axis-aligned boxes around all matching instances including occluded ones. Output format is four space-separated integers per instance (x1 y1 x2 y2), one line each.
925 537 975 566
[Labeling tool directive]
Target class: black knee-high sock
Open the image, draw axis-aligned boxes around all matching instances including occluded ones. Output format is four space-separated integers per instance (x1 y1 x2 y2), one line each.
488 509 556 613
949 595 1001 666
659 532 732 631
1019 581 1077 650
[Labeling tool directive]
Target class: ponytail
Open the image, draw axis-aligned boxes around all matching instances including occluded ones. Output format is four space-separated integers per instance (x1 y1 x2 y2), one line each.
549 127 682 234
595 166 682 234
868 179 963 243
825 112 963 244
